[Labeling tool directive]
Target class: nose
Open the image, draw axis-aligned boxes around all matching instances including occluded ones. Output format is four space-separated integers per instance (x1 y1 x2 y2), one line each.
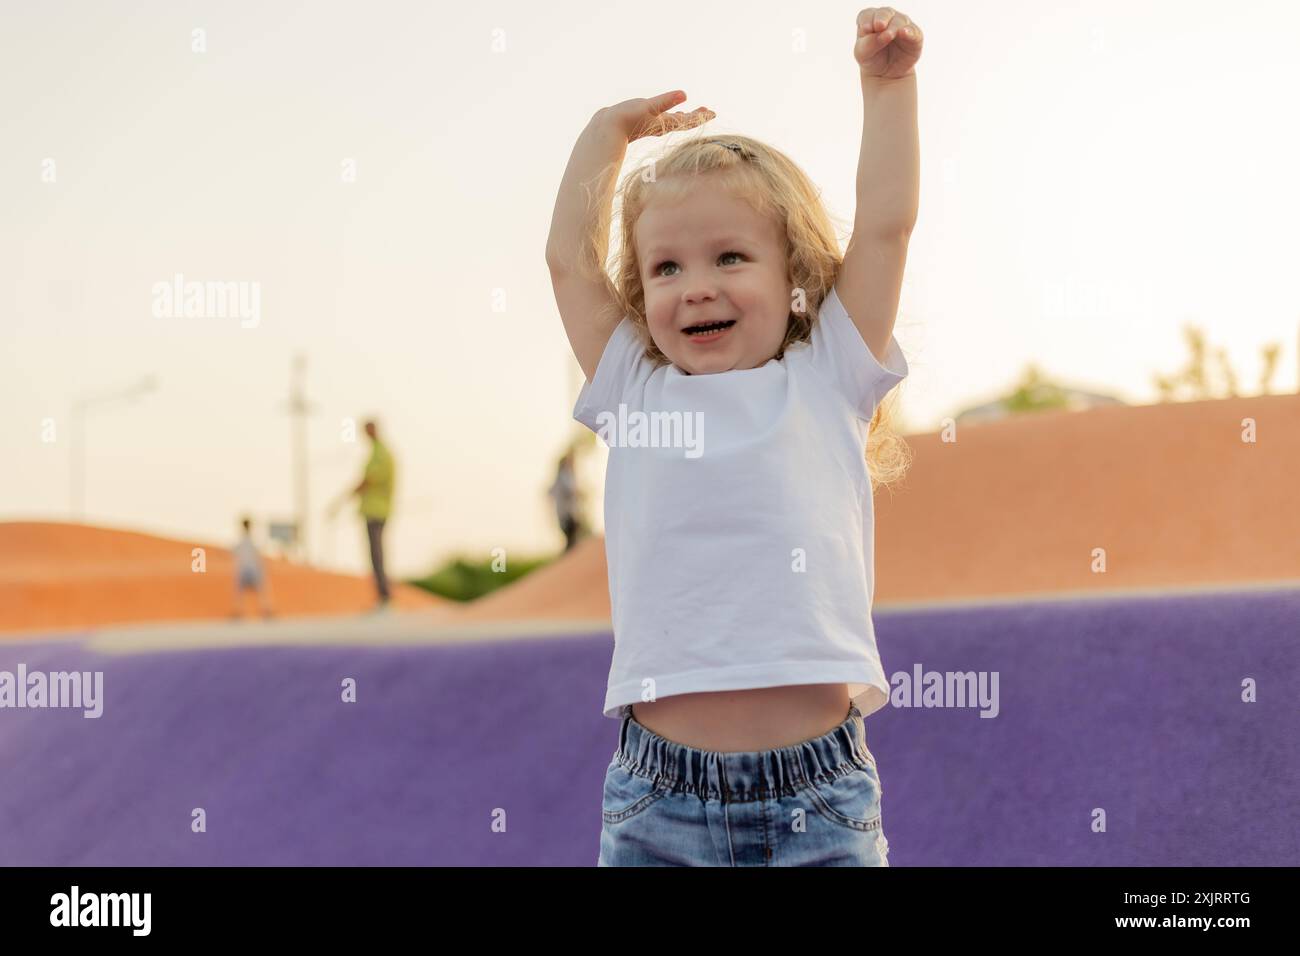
682 284 717 306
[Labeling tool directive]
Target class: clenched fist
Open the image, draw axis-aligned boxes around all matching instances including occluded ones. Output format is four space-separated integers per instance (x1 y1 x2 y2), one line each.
855 7 924 79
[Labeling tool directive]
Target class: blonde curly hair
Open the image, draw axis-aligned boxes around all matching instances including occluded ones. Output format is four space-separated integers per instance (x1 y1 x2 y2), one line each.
577 128 911 489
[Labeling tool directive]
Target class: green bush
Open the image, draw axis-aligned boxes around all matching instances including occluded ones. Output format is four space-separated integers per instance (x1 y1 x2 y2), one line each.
408 553 555 603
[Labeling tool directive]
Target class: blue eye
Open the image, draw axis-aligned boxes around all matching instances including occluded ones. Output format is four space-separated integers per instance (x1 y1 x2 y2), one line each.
653 252 744 277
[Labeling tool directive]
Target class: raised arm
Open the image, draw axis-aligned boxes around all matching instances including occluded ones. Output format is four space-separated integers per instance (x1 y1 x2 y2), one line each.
838 7 922 364
546 116 629 382
546 92 714 382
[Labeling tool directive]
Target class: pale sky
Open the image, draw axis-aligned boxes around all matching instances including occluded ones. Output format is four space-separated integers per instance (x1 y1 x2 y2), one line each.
3 0 1298 578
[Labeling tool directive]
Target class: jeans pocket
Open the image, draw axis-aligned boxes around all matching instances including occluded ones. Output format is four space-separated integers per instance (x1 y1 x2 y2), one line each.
602 760 671 825
803 764 883 833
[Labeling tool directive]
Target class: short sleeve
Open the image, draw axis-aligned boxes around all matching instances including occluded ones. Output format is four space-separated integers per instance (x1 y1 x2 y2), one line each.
804 283 908 420
572 318 656 435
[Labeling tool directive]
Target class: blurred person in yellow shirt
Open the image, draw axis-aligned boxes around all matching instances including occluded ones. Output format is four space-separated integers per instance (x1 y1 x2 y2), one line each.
334 419 396 610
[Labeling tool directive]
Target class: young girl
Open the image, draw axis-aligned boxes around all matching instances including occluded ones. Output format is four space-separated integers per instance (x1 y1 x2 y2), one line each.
547 7 922 866
229 516 274 620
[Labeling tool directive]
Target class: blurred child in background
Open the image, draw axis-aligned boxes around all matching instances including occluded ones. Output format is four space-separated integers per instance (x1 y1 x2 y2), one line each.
230 516 274 620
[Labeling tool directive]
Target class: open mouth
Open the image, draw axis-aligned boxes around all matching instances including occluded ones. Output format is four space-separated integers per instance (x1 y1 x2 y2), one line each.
682 319 737 339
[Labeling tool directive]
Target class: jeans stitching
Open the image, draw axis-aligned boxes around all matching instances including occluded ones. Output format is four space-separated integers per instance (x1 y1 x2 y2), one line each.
602 763 672 824
602 788 671 824
801 769 883 832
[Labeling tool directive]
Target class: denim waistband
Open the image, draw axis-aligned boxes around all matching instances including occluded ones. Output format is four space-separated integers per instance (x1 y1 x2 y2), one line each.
613 701 871 803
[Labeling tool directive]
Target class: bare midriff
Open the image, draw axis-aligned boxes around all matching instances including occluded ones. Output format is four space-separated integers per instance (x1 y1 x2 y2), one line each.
630 683 852 753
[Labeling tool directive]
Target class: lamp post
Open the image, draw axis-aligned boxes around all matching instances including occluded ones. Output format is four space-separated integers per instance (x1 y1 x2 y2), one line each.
69 375 158 521
281 353 318 564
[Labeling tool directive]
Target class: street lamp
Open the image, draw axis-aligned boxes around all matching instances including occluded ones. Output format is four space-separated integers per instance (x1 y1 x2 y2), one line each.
281 353 318 564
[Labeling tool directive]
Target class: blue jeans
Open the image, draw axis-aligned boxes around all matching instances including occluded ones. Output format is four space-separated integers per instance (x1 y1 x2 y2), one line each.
598 700 890 866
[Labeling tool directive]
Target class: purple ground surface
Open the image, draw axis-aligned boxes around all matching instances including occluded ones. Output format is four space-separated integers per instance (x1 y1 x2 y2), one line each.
0 586 1296 866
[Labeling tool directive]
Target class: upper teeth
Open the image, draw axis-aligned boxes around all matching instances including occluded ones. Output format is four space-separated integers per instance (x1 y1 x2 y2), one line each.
686 321 733 335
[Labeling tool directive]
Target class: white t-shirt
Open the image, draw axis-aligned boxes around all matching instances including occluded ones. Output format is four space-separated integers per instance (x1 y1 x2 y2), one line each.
232 534 262 576
548 467 578 516
573 283 909 720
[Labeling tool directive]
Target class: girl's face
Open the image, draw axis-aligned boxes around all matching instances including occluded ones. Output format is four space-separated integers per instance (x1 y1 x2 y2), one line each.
635 179 790 375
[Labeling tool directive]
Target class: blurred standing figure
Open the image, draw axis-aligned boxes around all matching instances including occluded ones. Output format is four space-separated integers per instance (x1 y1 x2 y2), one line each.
548 448 584 553
349 419 396 608
230 516 274 620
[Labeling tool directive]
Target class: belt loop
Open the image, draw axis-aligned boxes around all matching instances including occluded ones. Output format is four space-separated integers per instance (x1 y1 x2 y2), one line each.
793 739 813 789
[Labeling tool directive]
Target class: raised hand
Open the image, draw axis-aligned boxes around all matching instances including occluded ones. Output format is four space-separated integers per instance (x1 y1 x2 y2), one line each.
854 7 924 79
597 90 716 144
